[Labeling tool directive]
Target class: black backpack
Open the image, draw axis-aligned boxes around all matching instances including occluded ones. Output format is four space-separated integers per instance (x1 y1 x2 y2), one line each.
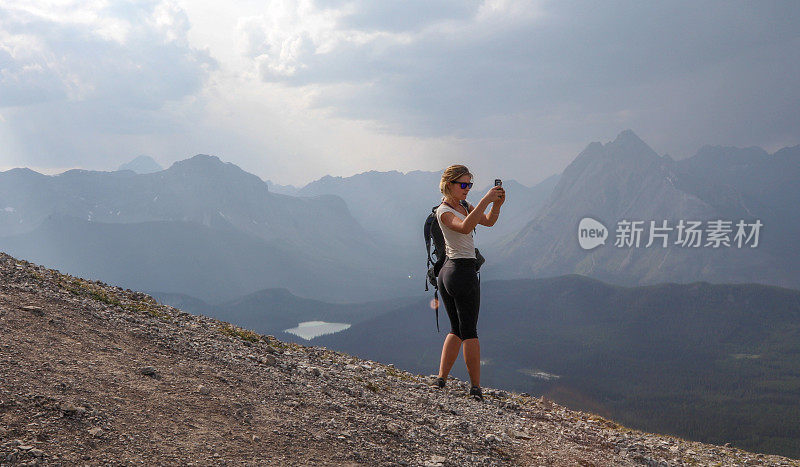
424 200 483 332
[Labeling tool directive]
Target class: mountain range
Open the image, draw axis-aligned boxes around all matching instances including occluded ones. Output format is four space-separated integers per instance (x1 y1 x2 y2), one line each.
0 155 401 302
298 170 559 258
3 130 796 303
494 130 799 290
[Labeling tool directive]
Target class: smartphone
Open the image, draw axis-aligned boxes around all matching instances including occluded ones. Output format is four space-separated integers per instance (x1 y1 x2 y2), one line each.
494 179 502 187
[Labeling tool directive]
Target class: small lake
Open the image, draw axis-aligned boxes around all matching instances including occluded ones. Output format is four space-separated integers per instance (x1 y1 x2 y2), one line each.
284 321 351 340
518 368 561 381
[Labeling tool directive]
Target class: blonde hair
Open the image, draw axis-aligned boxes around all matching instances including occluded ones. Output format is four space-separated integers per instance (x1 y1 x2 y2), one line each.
439 164 472 202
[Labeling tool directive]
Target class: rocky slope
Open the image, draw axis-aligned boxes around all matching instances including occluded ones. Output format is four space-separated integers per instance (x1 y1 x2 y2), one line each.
1 252 797 466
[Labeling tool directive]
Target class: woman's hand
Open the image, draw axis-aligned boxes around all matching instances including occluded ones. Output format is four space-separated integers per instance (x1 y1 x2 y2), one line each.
495 186 505 206
482 186 504 204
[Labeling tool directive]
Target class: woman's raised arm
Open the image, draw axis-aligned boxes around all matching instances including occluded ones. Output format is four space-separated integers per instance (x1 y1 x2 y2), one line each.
440 187 502 234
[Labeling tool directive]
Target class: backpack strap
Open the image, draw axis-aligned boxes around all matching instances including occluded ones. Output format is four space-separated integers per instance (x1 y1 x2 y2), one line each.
434 289 440 332
444 200 477 234
426 204 444 331
461 200 477 234
424 206 438 263
423 205 439 292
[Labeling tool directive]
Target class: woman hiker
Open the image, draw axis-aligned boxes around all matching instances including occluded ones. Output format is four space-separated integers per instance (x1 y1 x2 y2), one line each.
434 164 505 400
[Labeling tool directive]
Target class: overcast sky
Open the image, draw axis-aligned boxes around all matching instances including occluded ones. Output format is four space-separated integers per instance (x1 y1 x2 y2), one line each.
1 0 798 187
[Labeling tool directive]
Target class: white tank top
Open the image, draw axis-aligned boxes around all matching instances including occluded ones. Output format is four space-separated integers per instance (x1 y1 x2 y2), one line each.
435 203 476 259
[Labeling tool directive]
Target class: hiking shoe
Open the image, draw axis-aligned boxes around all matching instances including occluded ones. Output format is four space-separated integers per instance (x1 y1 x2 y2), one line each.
435 376 446 389
469 385 483 401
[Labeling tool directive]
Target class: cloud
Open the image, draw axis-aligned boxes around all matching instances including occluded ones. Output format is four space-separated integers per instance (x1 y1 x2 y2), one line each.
0 0 216 168
236 0 800 152
0 0 215 112
1 0 798 187
236 0 415 81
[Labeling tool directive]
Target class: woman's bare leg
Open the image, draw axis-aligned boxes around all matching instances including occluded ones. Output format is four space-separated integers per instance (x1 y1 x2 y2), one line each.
438 333 462 379
463 338 481 387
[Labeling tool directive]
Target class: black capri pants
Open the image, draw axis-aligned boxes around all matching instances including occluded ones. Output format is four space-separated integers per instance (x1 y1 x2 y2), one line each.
436 257 480 340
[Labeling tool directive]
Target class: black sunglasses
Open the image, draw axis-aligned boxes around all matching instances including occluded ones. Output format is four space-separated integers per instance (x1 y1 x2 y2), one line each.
450 181 474 189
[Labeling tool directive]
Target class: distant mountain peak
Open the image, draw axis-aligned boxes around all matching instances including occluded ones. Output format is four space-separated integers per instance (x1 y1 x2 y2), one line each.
118 155 163 174
613 129 642 143
167 154 231 173
164 155 270 190
2 167 47 178
572 130 658 167
185 154 223 165
607 129 658 157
